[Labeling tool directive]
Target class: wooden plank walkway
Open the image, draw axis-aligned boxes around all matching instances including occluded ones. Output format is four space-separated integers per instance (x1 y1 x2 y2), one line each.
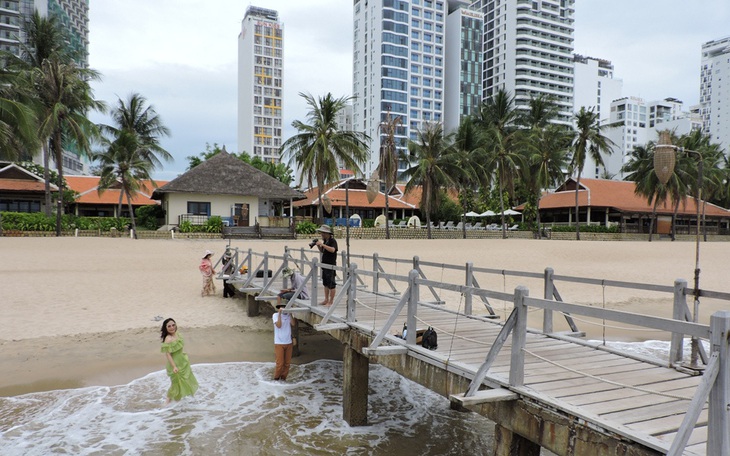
234 272 712 456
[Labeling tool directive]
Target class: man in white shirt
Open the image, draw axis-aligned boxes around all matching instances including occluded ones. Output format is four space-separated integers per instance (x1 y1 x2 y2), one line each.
273 303 296 381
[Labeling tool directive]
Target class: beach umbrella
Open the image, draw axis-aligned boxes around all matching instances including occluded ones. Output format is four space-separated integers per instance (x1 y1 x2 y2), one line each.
500 209 521 216
479 210 496 217
465 211 482 217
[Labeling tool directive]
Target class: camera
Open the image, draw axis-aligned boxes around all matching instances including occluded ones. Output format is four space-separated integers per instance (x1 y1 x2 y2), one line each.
308 238 319 248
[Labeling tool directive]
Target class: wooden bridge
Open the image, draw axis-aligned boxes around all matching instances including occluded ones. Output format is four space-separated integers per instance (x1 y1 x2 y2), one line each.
218 247 730 456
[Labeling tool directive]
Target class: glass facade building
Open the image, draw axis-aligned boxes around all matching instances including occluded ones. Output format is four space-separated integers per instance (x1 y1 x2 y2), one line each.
238 6 284 163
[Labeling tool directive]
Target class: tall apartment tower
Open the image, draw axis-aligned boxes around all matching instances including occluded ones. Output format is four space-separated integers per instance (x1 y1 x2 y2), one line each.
471 0 575 124
444 5 483 132
700 36 730 151
238 6 284 163
353 0 450 177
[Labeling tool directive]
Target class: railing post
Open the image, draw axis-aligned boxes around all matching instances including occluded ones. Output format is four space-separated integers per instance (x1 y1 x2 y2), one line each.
247 248 253 276
510 286 529 387
543 267 554 333
670 279 688 366
465 262 473 316
310 258 319 307
282 246 290 288
708 310 730 455
372 253 380 294
347 263 358 323
406 269 419 345
262 251 269 287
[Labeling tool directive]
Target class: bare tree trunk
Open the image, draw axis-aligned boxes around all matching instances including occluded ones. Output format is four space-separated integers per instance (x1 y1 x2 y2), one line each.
702 201 707 241
117 188 124 218
425 181 432 239
53 135 64 237
461 211 467 239
126 186 137 239
536 190 543 239
385 188 390 240
574 172 582 241
43 142 52 217
499 170 506 240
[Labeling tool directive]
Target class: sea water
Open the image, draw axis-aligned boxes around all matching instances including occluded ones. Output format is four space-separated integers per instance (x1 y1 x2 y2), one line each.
0 360 494 455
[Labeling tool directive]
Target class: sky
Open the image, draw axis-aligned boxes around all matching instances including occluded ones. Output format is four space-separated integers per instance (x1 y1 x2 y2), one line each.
87 0 730 180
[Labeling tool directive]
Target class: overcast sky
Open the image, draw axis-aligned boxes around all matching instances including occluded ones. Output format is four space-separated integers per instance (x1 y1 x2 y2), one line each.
87 1 730 180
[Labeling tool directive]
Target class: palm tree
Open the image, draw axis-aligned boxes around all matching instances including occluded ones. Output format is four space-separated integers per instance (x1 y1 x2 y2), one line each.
401 122 459 239
280 92 369 220
0 93 37 161
523 125 570 237
569 107 615 240
99 93 171 216
94 131 155 237
622 143 667 241
453 116 487 238
377 110 401 239
32 57 103 235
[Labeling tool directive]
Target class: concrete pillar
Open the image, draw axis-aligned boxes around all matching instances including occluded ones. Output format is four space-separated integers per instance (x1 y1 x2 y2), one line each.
342 345 368 426
246 294 259 317
493 424 541 456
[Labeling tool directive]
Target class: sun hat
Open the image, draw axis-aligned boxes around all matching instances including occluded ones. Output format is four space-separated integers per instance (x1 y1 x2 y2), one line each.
316 224 333 234
282 267 294 278
202 249 213 258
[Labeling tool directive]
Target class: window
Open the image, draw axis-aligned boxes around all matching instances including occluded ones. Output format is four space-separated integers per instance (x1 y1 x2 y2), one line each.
187 202 211 216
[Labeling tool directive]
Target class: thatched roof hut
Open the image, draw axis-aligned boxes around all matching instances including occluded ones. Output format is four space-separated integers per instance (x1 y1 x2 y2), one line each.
152 151 303 200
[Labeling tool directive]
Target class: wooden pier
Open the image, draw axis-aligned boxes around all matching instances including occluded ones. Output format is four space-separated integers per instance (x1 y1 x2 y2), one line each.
219 247 730 456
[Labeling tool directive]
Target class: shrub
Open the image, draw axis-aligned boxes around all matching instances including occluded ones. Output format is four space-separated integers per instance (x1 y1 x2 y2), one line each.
179 220 194 233
362 218 375 228
136 205 165 230
295 220 318 234
551 224 620 233
0 213 131 232
205 216 223 233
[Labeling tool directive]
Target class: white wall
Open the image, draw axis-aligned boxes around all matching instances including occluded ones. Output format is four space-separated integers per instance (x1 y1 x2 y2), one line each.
164 193 259 226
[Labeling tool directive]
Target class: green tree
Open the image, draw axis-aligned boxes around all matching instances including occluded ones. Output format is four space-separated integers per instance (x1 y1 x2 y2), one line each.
32 57 104 235
453 116 487 238
401 122 459 239
377 110 402 239
280 92 369 219
621 142 669 241
477 89 523 239
569 107 615 240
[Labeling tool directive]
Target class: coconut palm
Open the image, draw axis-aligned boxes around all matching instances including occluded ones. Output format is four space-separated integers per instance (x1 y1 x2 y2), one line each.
377 110 402 239
401 122 459 239
99 93 171 215
280 92 369 219
569 107 615 240
32 57 104 235
453 116 487 238
523 125 570 237
622 143 668 241
94 131 155 237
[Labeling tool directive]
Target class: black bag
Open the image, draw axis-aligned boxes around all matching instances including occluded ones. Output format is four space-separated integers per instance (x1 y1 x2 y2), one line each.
421 327 438 350
256 269 272 278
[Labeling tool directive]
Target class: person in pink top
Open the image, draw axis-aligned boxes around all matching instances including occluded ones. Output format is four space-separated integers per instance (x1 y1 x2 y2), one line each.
199 250 216 297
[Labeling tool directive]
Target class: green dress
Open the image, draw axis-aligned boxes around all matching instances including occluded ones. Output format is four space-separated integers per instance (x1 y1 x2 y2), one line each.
161 333 199 401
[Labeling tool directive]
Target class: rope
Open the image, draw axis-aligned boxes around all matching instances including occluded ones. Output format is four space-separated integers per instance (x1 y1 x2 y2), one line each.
446 292 465 366
371 273 380 331
561 313 666 332
602 281 606 346
522 348 693 401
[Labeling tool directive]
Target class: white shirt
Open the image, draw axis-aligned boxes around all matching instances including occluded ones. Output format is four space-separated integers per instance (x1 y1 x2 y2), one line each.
273 313 292 345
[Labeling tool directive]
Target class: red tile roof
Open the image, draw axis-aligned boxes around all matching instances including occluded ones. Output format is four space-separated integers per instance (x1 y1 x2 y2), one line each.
294 179 422 210
0 179 49 192
66 176 167 206
526 178 730 218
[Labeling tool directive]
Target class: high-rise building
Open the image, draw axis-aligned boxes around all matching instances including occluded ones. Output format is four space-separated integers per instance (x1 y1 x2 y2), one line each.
700 36 730 151
238 6 284 163
471 0 575 125
444 5 482 132
353 0 450 177
572 54 622 124
603 97 702 180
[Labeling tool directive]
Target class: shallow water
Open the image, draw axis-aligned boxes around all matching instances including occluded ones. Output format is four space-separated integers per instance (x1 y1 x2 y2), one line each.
0 360 494 455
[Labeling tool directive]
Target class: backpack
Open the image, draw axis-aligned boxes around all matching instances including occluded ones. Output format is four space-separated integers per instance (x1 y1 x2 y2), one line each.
421 327 438 350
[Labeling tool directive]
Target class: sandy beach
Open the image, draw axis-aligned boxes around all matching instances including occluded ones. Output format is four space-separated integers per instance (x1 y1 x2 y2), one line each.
2 236 729 397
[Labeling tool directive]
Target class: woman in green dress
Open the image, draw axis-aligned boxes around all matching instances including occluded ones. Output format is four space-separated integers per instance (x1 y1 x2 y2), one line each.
160 318 199 403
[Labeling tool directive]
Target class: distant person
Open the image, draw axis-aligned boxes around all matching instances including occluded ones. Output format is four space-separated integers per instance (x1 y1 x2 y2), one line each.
199 250 216 297
273 303 296 381
222 249 236 298
160 318 199 404
277 267 309 307
314 225 338 306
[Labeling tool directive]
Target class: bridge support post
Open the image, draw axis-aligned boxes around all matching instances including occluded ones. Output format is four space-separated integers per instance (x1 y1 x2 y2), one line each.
670 279 687 365
708 310 730 455
342 344 368 426
246 294 259 317
493 424 541 456
542 268 554 333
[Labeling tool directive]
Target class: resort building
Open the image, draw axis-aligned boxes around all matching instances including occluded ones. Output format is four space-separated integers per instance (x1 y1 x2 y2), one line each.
700 36 730 152
470 0 576 125
572 54 622 124
0 162 57 214
525 177 730 235
237 6 284 163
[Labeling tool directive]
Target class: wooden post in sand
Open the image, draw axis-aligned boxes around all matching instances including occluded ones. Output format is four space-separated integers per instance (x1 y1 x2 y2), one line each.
670 279 688 366
342 341 369 426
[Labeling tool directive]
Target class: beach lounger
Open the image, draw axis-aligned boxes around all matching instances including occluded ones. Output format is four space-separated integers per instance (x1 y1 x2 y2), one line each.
507 224 519 231
444 221 455 230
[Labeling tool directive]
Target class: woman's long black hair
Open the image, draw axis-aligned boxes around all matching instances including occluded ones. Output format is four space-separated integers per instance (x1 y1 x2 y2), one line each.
161 318 176 341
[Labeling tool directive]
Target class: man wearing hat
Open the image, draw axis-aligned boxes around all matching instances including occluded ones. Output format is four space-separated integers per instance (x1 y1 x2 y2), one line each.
273 301 296 381
314 224 338 306
276 267 309 307
222 249 236 298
